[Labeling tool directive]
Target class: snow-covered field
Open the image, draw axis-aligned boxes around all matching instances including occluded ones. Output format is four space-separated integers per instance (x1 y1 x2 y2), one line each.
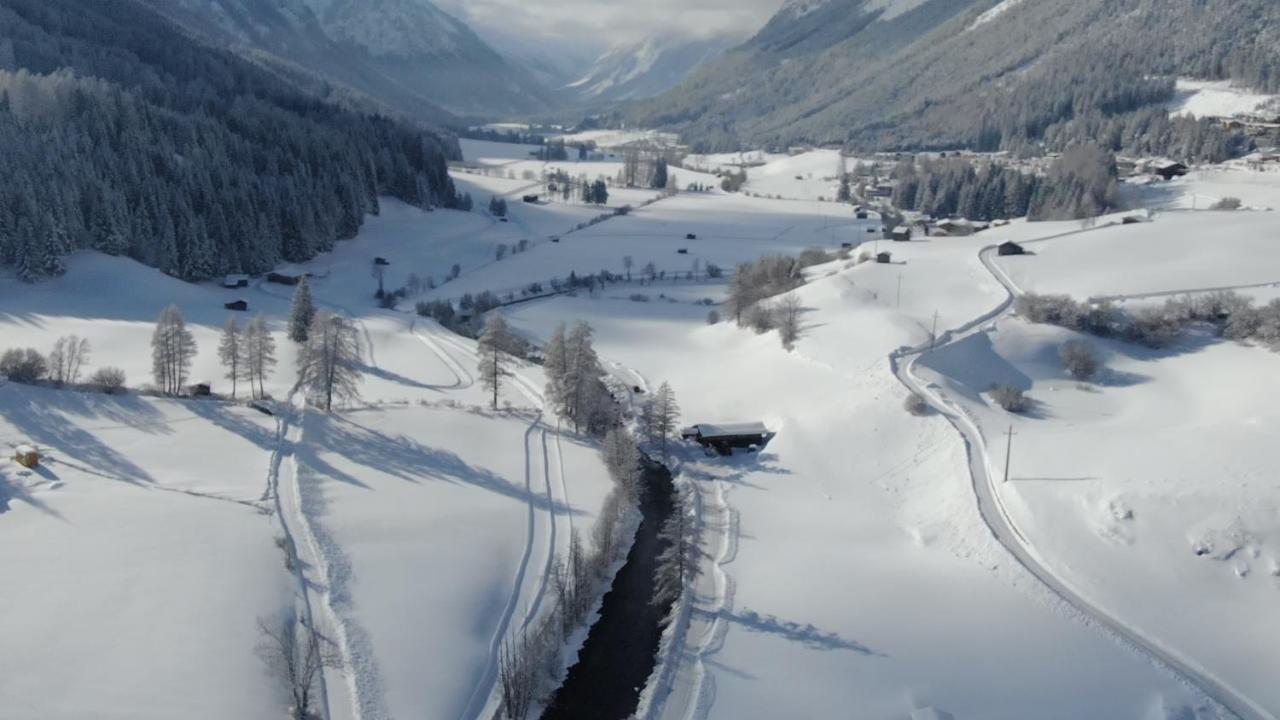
1168 79 1277 120
3 155 1280 719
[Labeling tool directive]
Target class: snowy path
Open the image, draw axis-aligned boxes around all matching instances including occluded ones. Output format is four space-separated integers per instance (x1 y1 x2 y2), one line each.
639 462 738 720
891 237 1274 720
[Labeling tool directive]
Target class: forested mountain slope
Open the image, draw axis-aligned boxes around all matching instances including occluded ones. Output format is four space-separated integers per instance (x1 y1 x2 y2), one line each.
632 0 1278 155
568 34 742 105
151 0 550 117
0 0 459 282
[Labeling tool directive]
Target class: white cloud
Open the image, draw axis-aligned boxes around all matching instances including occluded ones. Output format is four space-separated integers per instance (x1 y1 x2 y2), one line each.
436 0 783 47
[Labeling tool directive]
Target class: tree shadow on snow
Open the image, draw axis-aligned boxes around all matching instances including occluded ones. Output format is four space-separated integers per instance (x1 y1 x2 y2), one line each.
0 386 159 485
299 412 580 515
703 606 885 657
0 467 65 520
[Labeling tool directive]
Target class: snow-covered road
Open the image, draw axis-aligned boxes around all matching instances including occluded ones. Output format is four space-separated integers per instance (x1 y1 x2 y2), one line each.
893 234 1275 720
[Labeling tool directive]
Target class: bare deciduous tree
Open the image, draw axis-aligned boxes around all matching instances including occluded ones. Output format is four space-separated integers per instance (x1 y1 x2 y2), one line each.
1059 340 1100 380
218 316 245 399
498 632 535 720
256 612 342 720
151 305 197 395
776 295 802 350
245 314 278 400
48 334 90 386
298 311 362 411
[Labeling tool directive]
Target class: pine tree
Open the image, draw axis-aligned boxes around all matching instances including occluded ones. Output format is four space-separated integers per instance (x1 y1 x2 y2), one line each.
289 277 316 343
477 314 514 410
651 159 668 190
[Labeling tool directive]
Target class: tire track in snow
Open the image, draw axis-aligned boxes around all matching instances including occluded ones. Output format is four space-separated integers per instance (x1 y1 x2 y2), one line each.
890 236 1274 720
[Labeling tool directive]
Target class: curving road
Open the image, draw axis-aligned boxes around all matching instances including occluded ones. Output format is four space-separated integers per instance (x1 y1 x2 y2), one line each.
889 236 1274 720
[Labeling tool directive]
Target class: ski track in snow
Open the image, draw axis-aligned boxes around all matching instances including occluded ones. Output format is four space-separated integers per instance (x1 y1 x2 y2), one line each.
890 227 1274 720
429 321 575 720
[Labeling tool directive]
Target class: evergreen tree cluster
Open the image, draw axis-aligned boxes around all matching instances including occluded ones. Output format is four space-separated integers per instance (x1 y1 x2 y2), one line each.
891 159 1040 221
0 0 459 282
632 0 1275 162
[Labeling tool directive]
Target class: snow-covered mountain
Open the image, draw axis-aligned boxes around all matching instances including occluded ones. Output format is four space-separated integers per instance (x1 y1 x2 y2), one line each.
631 0 1280 152
151 0 549 118
567 34 742 104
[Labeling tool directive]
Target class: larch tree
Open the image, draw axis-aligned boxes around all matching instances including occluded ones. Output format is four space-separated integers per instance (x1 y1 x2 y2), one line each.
602 427 642 501
218 316 246 399
288 277 316 343
647 382 681 463
299 311 362 411
653 484 698 610
151 305 197 395
562 321 601 433
477 313 515 409
542 323 568 410
244 314 277 400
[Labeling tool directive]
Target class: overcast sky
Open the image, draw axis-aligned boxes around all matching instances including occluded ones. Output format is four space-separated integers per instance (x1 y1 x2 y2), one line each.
435 0 785 52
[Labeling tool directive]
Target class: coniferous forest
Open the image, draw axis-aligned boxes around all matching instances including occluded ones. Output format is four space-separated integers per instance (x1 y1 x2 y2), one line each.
0 0 460 282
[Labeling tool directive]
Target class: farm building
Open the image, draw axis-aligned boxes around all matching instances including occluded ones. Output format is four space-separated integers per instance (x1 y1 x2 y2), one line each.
190 383 212 397
997 241 1026 256
222 274 249 289
1154 161 1189 180
686 233 697 240
224 299 248 312
522 195 539 203
374 257 391 266
934 219 976 237
891 226 912 242
13 445 40 469
681 422 774 453
877 252 892 264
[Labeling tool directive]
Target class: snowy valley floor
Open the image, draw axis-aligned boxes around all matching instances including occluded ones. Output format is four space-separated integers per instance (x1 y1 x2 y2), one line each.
0 147 1278 719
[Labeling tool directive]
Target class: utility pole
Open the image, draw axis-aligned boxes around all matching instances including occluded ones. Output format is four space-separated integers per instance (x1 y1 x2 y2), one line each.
929 310 939 351
1003 425 1016 483
897 274 903 309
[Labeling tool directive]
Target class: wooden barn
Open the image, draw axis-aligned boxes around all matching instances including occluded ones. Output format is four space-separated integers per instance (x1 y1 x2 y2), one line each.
998 241 1026 256
374 257 391 266
681 422 774 454
522 195 539 203
1155 161 1189 180
267 272 303 286
891 226 913 242
223 274 249 289
13 445 40 469
224 299 249 312
877 252 893 264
